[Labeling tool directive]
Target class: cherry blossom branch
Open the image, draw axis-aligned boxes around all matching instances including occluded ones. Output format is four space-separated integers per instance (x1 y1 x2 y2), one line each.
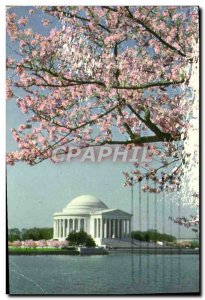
112 79 185 90
32 102 121 132
126 103 177 142
48 6 111 33
125 7 186 57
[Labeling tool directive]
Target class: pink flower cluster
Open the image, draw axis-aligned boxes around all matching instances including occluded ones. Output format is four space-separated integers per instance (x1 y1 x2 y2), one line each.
9 239 69 248
6 80 13 100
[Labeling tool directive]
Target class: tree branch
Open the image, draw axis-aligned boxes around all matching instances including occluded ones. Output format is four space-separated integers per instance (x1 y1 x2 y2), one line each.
50 7 111 33
32 102 120 132
112 79 185 90
126 103 175 142
125 7 186 57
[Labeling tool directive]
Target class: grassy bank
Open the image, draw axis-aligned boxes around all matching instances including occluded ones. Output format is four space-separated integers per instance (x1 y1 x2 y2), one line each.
8 247 79 255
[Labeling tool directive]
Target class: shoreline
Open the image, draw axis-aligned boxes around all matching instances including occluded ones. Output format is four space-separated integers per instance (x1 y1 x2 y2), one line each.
8 248 199 255
109 248 199 255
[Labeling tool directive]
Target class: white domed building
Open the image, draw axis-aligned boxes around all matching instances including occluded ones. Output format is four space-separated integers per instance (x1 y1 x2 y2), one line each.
53 195 132 246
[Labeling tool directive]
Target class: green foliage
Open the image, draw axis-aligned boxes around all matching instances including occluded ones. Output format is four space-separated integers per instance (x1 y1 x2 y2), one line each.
66 229 96 247
189 240 199 248
8 228 21 242
85 235 96 247
8 227 53 241
131 230 176 242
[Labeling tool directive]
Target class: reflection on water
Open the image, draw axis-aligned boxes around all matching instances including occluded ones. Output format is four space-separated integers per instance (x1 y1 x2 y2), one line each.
130 252 185 290
9 254 199 295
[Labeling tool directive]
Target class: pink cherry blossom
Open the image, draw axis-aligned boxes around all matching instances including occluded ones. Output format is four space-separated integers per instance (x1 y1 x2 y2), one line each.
18 17 28 26
42 19 49 26
11 240 22 247
6 80 13 100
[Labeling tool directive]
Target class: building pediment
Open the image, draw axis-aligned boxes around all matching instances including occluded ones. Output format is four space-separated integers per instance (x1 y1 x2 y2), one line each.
91 209 132 217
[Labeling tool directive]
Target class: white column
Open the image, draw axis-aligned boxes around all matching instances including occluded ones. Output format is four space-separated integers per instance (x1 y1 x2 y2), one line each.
56 220 59 238
56 220 58 237
59 219 62 237
66 219 70 236
97 219 99 238
109 219 112 238
98 219 101 238
56 220 57 238
59 219 61 238
122 220 125 238
62 219 65 238
104 219 107 238
113 219 116 238
125 220 128 237
59 220 61 238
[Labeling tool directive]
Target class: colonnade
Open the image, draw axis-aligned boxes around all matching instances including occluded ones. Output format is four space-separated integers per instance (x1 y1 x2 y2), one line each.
93 218 131 239
54 217 131 240
53 218 86 239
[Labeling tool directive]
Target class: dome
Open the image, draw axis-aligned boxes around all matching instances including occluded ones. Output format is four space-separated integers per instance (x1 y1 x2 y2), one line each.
57 195 108 216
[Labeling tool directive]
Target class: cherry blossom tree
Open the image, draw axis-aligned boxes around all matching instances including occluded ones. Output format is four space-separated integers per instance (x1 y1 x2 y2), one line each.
24 239 37 248
58 240 69 248
11 240 22 247
47 240 60 248
36 239 48 248
6 6 199 227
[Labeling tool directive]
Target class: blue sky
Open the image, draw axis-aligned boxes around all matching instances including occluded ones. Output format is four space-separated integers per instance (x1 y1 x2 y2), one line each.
6 6 198 238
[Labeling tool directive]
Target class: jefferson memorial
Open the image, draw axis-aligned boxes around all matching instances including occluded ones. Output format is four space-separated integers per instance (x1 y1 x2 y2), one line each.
53 195 132 245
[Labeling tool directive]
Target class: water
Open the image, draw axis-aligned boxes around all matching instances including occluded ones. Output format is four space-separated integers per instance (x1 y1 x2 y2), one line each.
8 254 200 295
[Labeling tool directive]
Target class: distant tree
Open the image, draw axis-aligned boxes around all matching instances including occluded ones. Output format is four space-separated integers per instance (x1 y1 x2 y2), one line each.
21 227 53 240
8 228 21 242
132 230 176 242
66 229 96 247
131 230 145 241
144 232 150 242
